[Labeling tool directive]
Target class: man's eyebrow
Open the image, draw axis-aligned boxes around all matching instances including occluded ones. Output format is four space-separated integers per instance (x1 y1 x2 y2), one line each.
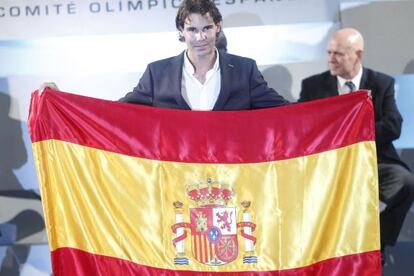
184 24 214 30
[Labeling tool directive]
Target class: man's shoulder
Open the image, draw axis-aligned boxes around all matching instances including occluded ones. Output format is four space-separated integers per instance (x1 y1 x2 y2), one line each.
362 68 395 93
220 52 255 66
147 52 183 69
364 68 394 83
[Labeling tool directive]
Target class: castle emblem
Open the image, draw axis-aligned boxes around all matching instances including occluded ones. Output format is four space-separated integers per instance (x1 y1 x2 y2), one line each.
171 178 257 266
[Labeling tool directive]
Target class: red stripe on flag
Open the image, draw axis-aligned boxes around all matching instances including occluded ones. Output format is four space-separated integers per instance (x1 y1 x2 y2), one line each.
194 235 199 262
202 234 207 263
52 247 381 275
29 90 374 163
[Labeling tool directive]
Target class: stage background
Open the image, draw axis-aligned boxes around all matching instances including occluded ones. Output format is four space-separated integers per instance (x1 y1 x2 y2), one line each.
1 0 413 275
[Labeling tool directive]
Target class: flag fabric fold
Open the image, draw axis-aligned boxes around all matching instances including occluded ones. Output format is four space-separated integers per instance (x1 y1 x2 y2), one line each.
29 89 381 275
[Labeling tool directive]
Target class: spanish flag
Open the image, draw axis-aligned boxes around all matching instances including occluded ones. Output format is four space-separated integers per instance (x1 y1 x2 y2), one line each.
29 89 381 275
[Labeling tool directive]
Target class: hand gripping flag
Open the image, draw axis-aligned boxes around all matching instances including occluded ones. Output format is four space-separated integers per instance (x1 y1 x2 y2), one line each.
29 89 381 275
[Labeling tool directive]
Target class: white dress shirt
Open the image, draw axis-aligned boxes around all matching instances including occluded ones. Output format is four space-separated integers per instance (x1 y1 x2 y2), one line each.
337 65 363 95
181 50 221 111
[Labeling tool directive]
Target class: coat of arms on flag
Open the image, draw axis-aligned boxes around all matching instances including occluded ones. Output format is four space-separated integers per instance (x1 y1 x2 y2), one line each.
171 178 257 266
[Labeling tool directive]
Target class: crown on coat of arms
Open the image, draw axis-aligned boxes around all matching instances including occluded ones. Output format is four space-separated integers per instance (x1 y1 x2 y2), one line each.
186 177 233 207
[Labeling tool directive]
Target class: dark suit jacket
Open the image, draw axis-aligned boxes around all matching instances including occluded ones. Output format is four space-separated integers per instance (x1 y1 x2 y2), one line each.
120 51 289 110
298 68 408 169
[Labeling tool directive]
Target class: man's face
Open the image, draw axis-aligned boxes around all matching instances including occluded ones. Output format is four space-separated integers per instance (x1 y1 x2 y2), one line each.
327 38 361 79
181 13 221 59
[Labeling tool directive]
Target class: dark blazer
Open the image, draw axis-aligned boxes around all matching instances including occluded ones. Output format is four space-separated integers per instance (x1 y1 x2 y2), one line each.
120 51 289 110
298 68 407 168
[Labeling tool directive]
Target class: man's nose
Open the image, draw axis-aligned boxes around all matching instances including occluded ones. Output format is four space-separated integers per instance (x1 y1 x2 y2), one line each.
195 31 207 41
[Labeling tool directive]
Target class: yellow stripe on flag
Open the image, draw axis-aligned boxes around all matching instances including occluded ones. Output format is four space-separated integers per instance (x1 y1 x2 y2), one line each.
33 139 379 272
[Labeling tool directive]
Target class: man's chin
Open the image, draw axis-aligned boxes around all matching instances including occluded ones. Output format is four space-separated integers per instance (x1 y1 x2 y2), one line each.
194 48 214 57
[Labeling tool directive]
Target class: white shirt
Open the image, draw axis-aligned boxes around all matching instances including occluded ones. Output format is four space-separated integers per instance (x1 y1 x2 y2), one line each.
181 50 221 111
337 65 363 95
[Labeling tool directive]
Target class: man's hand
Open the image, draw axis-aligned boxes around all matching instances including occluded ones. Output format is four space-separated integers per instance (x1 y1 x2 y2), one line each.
39 82 59 95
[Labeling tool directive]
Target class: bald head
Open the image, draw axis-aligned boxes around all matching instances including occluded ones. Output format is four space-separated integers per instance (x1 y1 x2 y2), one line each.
332 28 364 52
327 28 364 79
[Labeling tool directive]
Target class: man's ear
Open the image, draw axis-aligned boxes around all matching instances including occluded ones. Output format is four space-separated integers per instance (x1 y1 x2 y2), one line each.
216 22 222 33
356 49 364 62
214 23 222 39
178 29 185 42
